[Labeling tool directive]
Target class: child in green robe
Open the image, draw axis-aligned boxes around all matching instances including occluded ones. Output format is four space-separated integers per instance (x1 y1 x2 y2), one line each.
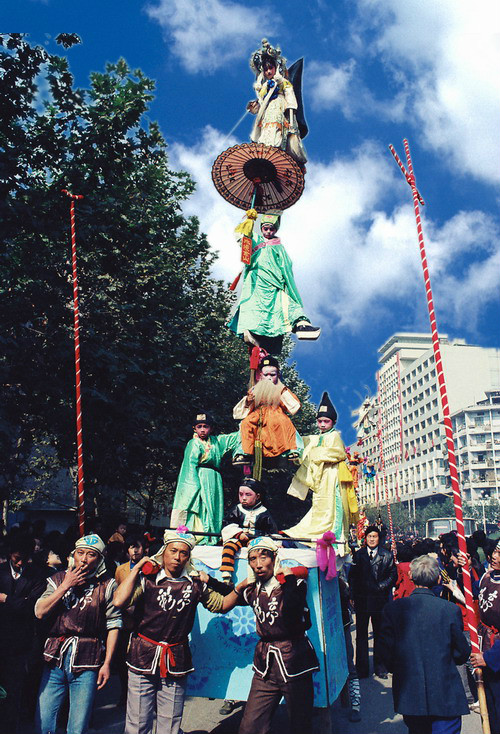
171 412 240 546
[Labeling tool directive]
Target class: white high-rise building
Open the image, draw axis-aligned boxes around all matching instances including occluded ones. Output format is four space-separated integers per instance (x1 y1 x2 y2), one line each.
354 334 500 507
453 392 500 501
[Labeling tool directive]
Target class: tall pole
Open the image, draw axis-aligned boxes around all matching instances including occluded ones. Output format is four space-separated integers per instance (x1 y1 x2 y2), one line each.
376 371 397 560
62 190 85 538
389 141 490 733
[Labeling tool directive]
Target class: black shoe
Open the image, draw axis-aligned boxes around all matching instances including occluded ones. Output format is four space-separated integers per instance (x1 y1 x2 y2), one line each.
349 708 362 722
232 454 252 466
375 671 388 680
219 700 236 716
294 323 321 340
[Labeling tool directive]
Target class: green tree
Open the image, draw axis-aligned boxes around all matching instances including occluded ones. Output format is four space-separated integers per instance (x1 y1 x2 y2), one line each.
0 34 316 528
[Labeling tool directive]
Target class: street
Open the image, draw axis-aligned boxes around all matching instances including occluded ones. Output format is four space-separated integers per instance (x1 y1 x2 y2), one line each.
19 628 482 733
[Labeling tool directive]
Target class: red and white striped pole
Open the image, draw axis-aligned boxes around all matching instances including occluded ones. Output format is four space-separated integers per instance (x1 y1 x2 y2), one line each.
376 371 397 561
62 190 85 538
394 351 403 503
389 141 490 733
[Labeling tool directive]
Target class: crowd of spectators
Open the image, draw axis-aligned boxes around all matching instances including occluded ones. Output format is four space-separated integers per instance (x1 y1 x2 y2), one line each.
0 516 498 734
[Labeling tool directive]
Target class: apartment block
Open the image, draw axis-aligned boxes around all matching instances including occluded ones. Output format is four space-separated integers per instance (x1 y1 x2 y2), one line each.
354 333 500 506
453 392 500 501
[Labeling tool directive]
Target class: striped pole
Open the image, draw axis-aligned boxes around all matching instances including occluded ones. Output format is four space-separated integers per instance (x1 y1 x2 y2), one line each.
389 142 490 733
62 190 85 538
376 371 397 561
394 351 403 502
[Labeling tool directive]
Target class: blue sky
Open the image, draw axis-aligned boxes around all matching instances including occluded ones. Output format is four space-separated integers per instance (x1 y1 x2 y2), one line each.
7 0 500 445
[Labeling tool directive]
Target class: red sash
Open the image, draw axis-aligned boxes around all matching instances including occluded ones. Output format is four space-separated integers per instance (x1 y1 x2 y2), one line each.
137 633 186 677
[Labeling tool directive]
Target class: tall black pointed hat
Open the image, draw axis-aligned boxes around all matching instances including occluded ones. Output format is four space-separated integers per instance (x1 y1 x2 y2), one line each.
317 391 337 424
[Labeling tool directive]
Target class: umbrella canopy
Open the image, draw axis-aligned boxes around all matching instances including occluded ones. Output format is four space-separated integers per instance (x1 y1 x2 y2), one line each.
212 143 304 212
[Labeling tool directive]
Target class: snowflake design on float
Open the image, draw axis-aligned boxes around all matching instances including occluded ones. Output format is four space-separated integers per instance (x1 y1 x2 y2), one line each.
226 605 256 638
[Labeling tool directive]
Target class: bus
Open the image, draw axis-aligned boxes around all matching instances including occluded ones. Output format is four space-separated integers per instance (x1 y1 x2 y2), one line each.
425 517 477 539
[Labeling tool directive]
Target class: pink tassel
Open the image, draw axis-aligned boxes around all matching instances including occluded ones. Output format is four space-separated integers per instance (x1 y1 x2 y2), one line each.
176 525 189 534
316 531 337 581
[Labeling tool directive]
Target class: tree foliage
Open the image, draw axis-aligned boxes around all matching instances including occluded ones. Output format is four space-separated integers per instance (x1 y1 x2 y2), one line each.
0 34 316 527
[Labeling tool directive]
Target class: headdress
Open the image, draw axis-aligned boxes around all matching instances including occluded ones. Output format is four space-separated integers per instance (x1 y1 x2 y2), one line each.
240 476 264 498
317 391 338 424
192 411 214 426
260 212 281 232
250 38 287 76
151 528 198 577
247 536 280 582
70 534 107 577
258 354 280 372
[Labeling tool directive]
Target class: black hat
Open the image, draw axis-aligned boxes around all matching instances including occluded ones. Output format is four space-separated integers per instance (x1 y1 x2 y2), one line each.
258 355 280 371
317 391 338 424
192 411 214 426
364 525 380 538
240 476 264 497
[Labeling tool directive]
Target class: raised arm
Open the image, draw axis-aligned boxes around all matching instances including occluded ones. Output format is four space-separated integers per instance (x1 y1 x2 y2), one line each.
221 579 249 613
113 556 150 608
35 567 88 619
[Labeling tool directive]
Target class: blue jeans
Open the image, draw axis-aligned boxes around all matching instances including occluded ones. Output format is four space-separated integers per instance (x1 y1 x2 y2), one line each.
36 647 98 734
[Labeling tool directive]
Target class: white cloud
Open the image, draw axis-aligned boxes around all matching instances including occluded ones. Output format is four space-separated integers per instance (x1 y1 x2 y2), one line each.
308 59 408 123
146 0 278 74
169 130 500 336
353 0 500 185
309 60 356 114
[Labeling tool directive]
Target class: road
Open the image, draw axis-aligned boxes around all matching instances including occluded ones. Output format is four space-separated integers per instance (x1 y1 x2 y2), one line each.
19 629 483 733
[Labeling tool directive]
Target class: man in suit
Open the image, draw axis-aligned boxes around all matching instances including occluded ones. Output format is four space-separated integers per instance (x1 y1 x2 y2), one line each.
348 524 397 678
0 536 46 733
379 554 470 734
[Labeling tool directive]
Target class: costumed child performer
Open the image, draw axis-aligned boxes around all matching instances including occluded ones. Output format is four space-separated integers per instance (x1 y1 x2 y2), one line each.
228 212 320 355
171 412 239 545
219 477 278 582
247 38 307 165
233 355 303 473
283 391 358 552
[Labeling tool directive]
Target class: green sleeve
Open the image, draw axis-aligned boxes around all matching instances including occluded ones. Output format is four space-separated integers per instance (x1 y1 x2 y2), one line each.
273 246 304 307
172 439 202 510
217 431 241 454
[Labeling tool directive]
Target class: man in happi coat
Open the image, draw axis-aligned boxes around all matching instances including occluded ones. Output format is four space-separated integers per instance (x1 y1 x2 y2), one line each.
35 534 122 734
471 540 500 734
113 529 244 734
236 536 319 734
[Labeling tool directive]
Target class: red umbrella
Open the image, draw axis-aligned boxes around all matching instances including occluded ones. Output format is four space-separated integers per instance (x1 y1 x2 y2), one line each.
212 142 304 212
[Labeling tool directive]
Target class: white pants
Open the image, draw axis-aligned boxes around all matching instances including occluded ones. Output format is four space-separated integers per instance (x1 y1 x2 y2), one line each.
125 668 187 734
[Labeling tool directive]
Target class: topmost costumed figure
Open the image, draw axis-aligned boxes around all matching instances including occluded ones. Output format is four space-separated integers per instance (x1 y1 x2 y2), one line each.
247 38 308 167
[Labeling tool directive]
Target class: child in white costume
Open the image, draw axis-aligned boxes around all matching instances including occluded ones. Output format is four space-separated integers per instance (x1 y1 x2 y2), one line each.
247 38 307 165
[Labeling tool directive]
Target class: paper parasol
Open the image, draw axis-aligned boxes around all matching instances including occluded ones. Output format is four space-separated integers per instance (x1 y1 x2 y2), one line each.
212 143 304 212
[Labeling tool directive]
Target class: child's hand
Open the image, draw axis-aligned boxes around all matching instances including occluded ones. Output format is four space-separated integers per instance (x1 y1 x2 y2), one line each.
247 100 259 114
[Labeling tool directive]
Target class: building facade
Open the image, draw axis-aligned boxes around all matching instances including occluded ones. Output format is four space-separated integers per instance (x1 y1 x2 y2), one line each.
453 392 500 502
354 333 500 507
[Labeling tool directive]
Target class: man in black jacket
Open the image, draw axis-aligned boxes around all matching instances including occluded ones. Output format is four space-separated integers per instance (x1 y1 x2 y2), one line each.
348 525 397 678
379 554 470 734
0 536 46 733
